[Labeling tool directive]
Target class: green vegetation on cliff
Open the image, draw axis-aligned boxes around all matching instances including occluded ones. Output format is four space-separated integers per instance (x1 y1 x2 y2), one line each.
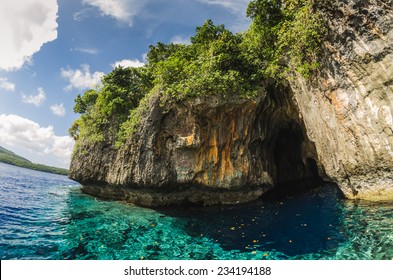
0 146 68 175
149 20 261 101
69 67 153 144
245 0 325 78
70 0 325 147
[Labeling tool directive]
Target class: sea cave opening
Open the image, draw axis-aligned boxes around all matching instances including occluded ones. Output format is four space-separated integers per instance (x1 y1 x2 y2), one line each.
267 120 325 197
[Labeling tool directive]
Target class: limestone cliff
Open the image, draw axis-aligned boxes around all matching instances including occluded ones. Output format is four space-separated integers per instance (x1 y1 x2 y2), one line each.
70 86 322 206
290 0 393 200
69 0 393 205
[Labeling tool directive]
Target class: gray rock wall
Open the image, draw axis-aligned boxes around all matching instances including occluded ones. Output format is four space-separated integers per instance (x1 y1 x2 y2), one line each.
291 0 393 200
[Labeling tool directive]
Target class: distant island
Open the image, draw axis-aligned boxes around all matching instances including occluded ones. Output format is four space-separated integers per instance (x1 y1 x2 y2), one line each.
0 146 68 176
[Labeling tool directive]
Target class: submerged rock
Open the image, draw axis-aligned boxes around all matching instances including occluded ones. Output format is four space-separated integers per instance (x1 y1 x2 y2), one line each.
69 1 393 205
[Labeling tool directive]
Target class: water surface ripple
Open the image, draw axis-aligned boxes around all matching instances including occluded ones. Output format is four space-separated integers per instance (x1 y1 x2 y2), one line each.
0 162 392 260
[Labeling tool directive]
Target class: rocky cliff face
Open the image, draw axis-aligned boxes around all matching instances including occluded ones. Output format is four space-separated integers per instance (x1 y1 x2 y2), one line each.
69 0 393 205
70 85 322 206
290 0 393 200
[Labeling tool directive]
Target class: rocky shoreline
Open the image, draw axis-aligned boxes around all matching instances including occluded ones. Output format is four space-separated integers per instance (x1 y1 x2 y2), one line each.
81 183 271 207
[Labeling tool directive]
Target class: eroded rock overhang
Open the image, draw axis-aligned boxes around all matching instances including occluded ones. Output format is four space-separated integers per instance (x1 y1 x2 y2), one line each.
70 82 327 207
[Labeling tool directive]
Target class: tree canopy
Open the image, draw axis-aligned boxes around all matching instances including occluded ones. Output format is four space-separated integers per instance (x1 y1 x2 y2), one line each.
245 0 325 78
70 0 326 147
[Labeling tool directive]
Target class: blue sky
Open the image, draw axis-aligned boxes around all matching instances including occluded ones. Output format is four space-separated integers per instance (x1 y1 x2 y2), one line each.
0 0 250 168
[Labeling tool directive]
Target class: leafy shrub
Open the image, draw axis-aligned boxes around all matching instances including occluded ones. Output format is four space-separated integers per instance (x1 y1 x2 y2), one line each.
70 1 326 148
245 0 325 79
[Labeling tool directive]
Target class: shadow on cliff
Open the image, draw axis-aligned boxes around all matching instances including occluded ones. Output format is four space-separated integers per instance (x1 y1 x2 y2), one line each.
156 183 346 257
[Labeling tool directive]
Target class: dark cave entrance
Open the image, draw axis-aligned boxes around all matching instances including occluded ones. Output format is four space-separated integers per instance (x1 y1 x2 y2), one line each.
248 83 329 199
270 120 325 195
273 121 305 185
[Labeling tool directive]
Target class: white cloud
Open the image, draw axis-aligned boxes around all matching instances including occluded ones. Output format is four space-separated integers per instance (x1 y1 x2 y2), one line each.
71 47 99 55
22 87 46 107
82 0 148 26
142 53 148 62
111 59 145 68
170 35 191 45
0 0 58 71
0 77 16 91
196 0 249 13
78 0 250 33
50 103 66 117
0 114 74 168
61 64 104 91
73 7 95 22
196 0 250 31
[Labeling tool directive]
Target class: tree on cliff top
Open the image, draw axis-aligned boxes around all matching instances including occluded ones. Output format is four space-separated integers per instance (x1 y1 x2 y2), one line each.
69 66 153 143
245 0 325 78
148 19 258 100
69 0 326 146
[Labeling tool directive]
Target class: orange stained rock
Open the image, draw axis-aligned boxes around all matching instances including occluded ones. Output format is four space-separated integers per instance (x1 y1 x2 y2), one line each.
229 117 239 141
192 111 254 186
329 91 359 141
330 91 346 119
184 134 194 146
207 129 218 164
219 143 234 182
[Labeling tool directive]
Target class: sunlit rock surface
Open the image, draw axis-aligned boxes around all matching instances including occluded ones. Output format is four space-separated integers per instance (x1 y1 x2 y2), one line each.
290 0 393 200
70 1 393 205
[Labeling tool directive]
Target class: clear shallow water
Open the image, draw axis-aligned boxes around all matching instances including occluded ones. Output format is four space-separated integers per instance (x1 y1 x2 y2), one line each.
0 162 392 260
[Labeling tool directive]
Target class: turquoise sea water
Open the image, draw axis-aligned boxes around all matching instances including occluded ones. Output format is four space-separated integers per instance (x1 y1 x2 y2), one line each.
0 162 392 260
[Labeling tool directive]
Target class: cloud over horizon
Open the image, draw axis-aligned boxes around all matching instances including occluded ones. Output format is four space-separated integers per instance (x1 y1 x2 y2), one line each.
0 0 58 71
0 114 74 168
